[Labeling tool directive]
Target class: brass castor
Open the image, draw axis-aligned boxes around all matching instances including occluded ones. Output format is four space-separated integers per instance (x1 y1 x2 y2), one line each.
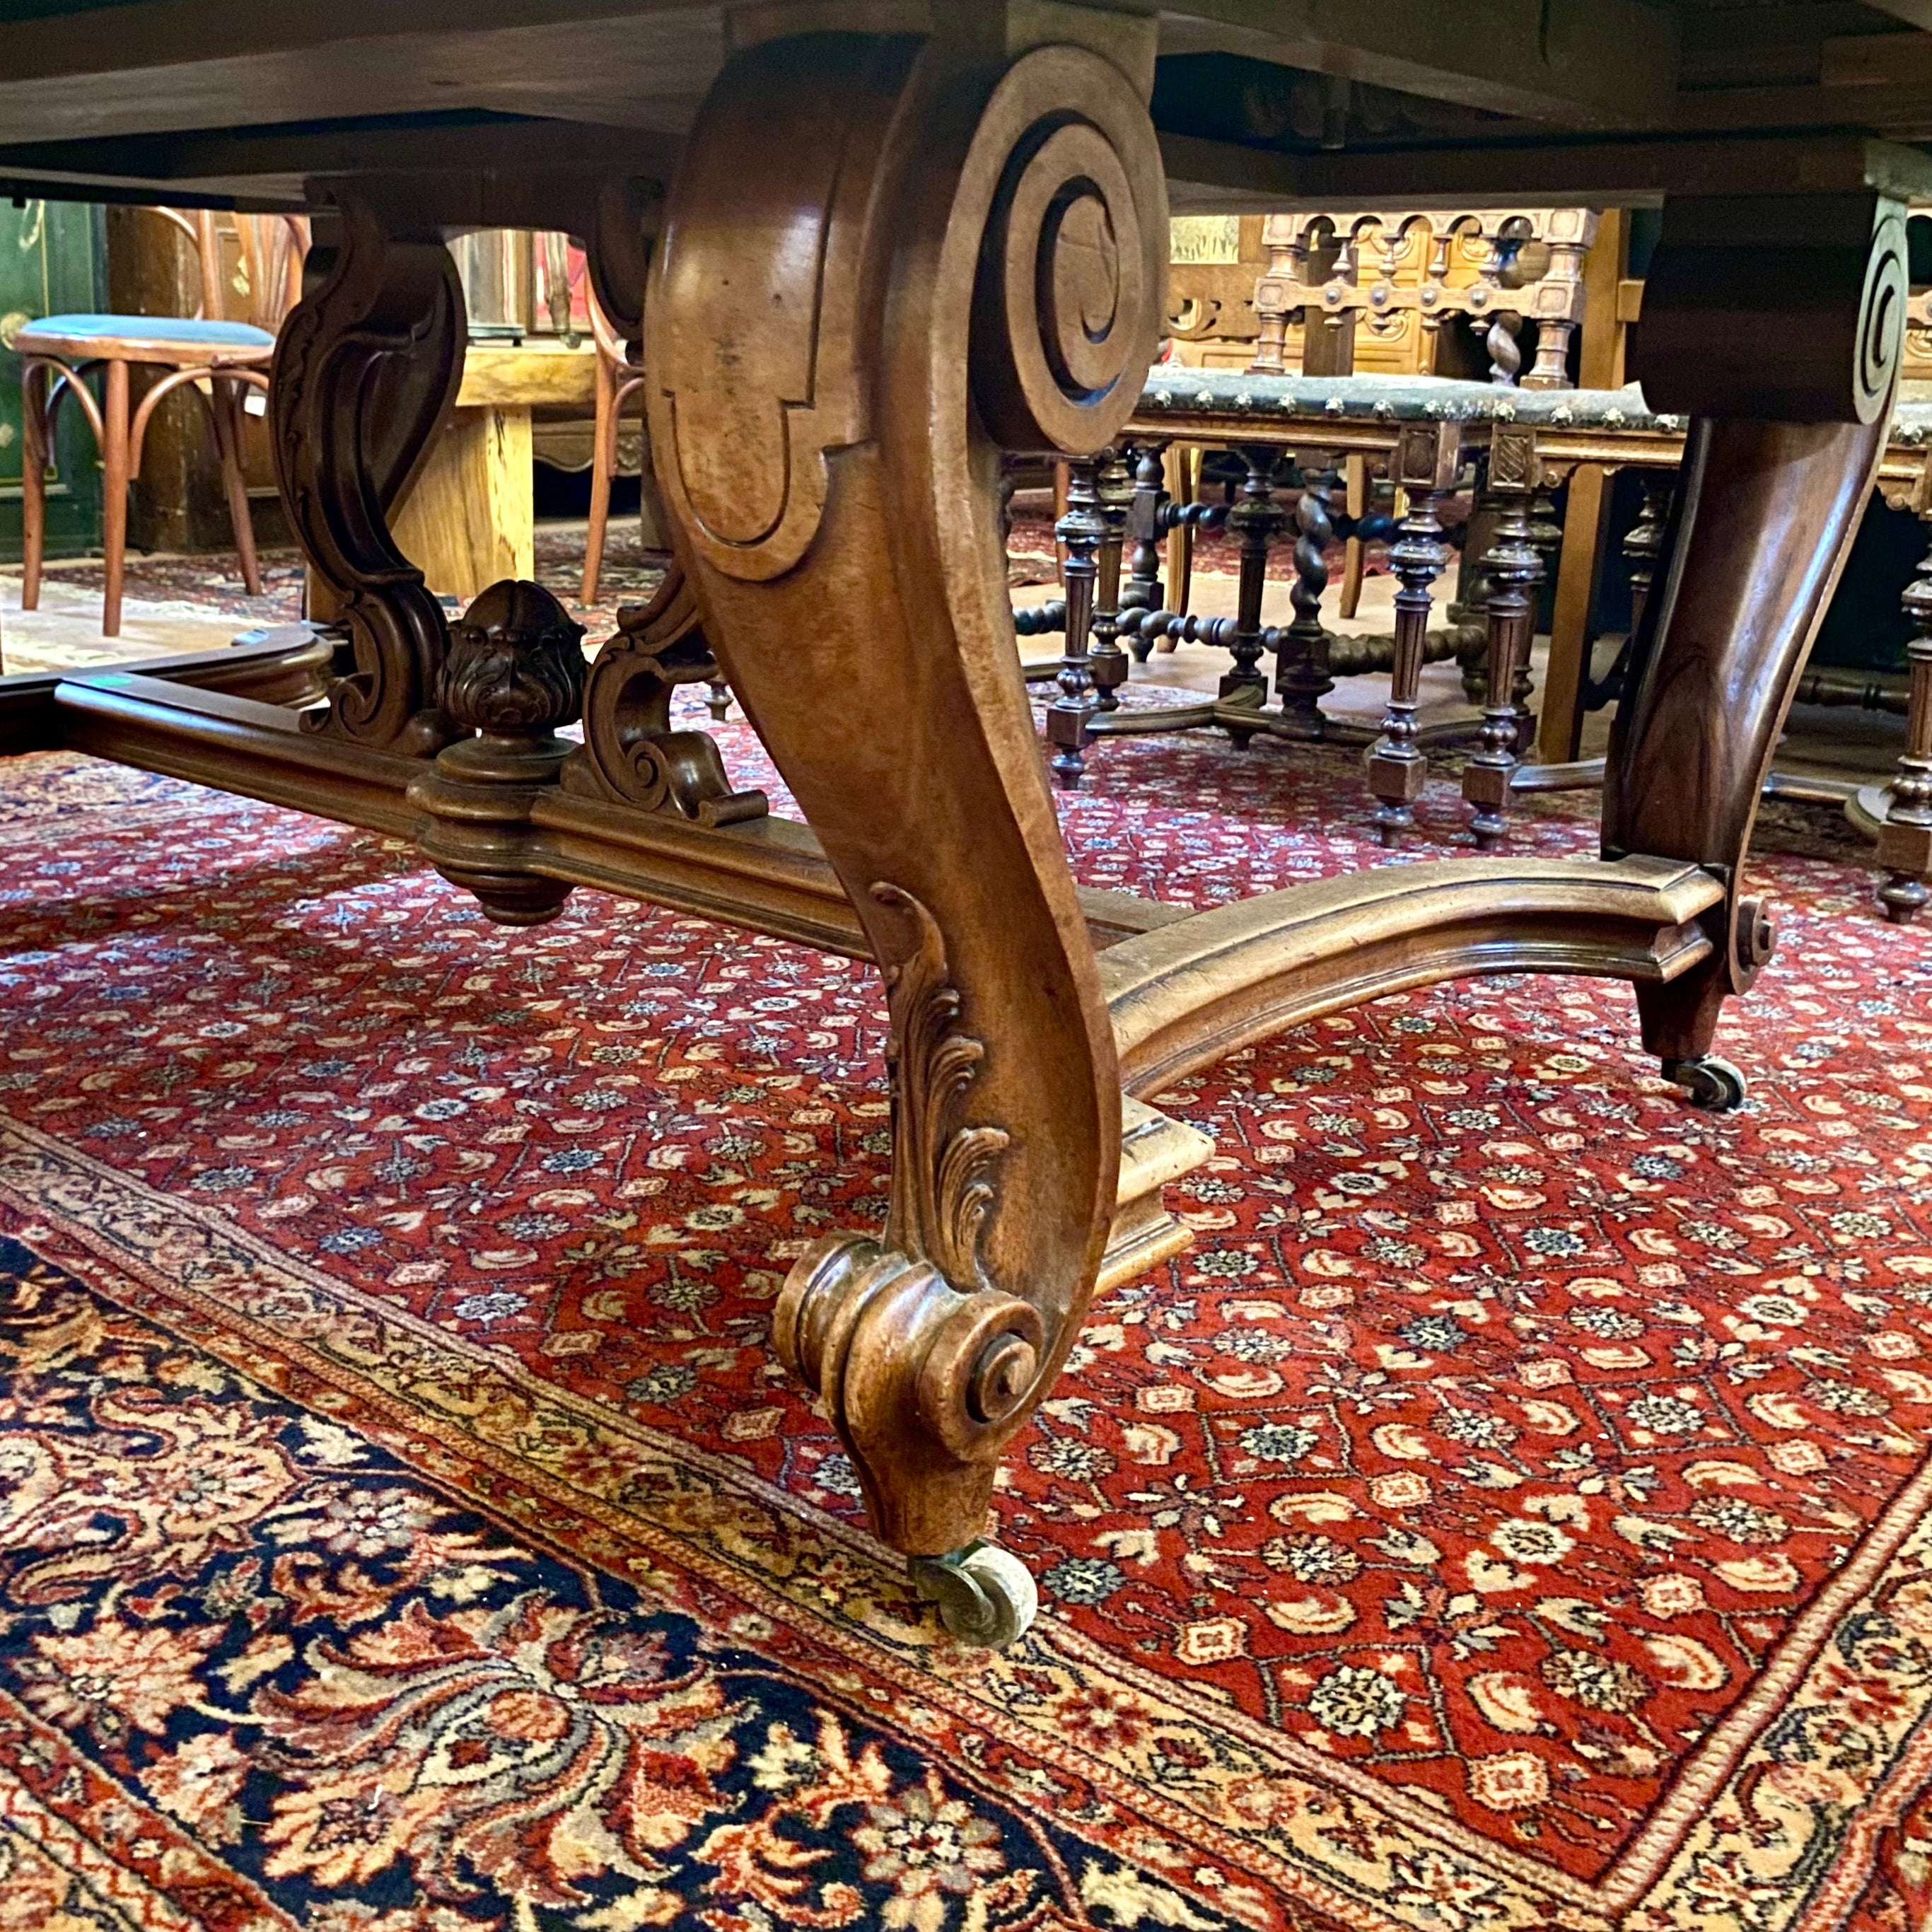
909 1541 1038 1648
1663 1054 1747 1112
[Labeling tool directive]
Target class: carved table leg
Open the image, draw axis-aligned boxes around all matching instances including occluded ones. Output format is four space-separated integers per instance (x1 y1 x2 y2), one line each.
1371 423 1459 845
1877 534 1932 922
1274 452 1336 739
644 29 1166 1628
1612 193 1907 1105
272 190 467 757
1464 426 1544 849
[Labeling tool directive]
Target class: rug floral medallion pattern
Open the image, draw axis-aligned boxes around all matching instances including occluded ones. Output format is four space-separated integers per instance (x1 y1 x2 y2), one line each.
1 717 1931 1931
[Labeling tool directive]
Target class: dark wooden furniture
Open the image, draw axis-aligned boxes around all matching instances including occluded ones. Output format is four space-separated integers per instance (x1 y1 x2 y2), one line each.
581 286 646 606
15 209 304 636
0 0 1928 1644
1049 372 1932 903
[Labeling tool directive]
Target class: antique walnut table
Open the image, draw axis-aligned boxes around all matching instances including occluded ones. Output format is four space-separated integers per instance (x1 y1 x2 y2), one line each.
0 0 1928 1644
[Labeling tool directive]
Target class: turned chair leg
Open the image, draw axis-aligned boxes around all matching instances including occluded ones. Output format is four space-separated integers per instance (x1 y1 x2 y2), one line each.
1046 458 1105 788
1371 423 1461 844
1274 453 1335 738
100 359 131 640
1088 448 1132 711
1217 446 1281 726
1463 428 1545 849
208 376 263 598
583 347 616 605
1121 443 1165 661
1878 545 1932 922
20 360 48 614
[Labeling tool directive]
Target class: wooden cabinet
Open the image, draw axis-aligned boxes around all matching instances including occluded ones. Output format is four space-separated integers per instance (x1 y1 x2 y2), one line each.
0 197 103 561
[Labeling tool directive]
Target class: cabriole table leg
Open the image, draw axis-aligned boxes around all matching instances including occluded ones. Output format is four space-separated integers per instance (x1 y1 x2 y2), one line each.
644 26 1168 1643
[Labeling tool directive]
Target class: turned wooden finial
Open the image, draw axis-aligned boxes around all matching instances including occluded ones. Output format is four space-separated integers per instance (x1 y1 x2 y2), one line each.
411 579 588 927
437 579 587 781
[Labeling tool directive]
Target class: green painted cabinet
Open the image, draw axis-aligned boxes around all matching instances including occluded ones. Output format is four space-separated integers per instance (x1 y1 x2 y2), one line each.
0 197 105 562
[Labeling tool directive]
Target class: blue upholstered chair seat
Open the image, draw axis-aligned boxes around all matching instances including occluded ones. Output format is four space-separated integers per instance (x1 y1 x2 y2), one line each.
17 313 274 355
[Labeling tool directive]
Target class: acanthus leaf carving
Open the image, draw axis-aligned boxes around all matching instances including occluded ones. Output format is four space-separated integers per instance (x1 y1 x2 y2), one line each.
872 882 1011 1296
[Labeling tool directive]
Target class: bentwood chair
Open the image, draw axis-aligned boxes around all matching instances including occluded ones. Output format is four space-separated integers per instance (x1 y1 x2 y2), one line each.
15 209 308 637
581 287 646 606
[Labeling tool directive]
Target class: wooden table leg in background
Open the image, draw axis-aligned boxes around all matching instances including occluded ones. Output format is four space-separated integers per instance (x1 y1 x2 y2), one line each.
1535 460 1610 764
391 404 533 606
1609 192 1906 1109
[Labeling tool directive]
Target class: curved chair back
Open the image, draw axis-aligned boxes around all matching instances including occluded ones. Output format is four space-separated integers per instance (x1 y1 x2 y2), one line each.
147 206 310 332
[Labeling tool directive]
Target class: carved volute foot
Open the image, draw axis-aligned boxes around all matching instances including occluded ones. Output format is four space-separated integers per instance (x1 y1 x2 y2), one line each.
408 580 586 926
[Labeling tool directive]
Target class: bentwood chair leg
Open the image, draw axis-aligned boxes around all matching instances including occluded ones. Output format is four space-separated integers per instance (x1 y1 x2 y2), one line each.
209 378 263 598
583 347 615 605
100 359 131 640
20 361 47 613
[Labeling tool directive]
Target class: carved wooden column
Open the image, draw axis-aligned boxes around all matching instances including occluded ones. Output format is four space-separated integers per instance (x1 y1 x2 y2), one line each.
1045 458 1106 786
1463 426 1544 848
1272 452 1334 738
1087 448 1134 710
271 190 466 757
1611 192 1907 1107
1877 521 1932 923
641 25 1167 1636
1370 421 1459 845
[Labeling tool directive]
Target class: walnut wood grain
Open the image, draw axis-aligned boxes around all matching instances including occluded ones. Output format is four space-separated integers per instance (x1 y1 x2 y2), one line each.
1611 192 1904 1065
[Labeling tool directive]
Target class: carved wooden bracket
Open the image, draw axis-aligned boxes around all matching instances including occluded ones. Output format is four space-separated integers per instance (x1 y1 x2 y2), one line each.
272 191 465 757
559 561 767 825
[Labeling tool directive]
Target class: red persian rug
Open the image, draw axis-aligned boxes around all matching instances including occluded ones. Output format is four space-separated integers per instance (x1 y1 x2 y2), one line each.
1 696 1930 1932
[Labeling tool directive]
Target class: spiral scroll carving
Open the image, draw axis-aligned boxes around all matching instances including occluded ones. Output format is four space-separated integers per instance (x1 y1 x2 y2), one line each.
969 49 1168 457
1855 211 1907 424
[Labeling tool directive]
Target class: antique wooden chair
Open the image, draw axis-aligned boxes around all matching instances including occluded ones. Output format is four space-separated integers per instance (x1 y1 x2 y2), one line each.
14 209 307 636
581 286 645 605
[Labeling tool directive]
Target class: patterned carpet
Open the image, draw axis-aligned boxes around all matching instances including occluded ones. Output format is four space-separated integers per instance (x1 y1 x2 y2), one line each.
1 689 1930 1930
11 524 670 638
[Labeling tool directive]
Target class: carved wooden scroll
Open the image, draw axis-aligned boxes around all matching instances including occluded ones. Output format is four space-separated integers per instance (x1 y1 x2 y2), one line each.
561 562 767 825
272 191 465 757
643 29 1165 1558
